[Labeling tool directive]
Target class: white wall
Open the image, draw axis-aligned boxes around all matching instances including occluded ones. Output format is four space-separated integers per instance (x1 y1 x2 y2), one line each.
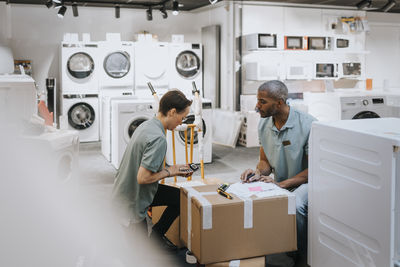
366 12 400 91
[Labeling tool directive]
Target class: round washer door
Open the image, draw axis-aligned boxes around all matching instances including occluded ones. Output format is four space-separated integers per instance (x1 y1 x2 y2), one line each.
67 52 95 79
178 115 206 145
352 111 380 119
68 102 96 130
175 51 200 79
104 51 131 78
123 116 150 144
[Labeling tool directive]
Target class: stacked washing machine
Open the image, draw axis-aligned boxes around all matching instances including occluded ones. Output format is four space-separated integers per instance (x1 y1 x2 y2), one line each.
61 41 100 142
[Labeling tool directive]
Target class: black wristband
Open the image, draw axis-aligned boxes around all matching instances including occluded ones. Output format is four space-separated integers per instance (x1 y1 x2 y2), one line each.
164 168 171 177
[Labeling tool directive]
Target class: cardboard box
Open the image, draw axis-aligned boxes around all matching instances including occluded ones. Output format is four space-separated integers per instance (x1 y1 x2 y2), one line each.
152 179 223 248
206 256 265 267
180 184 296 264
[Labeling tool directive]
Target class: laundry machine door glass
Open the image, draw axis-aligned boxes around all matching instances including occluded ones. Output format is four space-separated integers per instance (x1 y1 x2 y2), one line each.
68 102 96 130
352 111 380 119
67 52 95 79
176 51 200 79
178 115 206 144
123 117 148 144
104 51 130 78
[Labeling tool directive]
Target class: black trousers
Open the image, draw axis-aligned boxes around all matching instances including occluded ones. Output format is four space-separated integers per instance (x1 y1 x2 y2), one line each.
150 183 180 236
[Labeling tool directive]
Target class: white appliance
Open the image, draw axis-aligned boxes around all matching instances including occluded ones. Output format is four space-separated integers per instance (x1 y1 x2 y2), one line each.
166 99 213 165
314 63 339 79
304 92 394 121
110 99 155 169
308 118 400 267
286 61 313 80
98 41 135 89
243 33 282 50
21 130 80 184
62 94 99 142
168 43 203 98
238 111 260 148
338 62 362 79
101 95 136 162
134 42 169 99
61 42 100 94
0 46 14 74
245 61 282 81
0 74 37 128
333 35 354 51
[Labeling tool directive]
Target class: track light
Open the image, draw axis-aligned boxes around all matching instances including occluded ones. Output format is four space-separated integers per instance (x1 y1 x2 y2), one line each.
57 5 66 18
172 0 179 16
356 0 372 9
160 5 167 19
146 7 153 21
382 0 396 12
115 5 120 18
72 2 78 17
209 0 218 4
45 0 53 8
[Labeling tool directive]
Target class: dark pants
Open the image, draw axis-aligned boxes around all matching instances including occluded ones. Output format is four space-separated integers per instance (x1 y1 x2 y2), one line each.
150 183 180 236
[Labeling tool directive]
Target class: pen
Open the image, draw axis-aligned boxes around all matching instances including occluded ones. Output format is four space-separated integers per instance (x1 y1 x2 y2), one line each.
217 189 233 199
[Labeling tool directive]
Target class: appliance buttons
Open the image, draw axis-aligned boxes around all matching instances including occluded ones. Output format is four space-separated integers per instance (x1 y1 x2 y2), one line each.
362 99 369 106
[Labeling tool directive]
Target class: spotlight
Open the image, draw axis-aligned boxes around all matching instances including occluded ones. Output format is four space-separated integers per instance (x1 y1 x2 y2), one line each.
356 0 372 9
160 5 167 19
72 2 78 17
146 7 153 21
382 0 396 12
209 0 218 4
45 0 53 8
54 0 63 9
172 0 179 16
57 5 66 18
115 5 120 18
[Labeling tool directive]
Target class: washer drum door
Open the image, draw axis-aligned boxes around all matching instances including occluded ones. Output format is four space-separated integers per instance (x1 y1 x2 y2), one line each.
177 115 206 145
104 51 131 78
123 116 150 144
352 111 380 119
175 51 200 79
67 52 95 79
68 102 96 130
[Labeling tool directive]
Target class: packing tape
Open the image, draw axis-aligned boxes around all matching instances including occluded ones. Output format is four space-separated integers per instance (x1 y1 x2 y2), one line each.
287 193 296 215
237 196 253 229
229 260 240 267
184 187 215 250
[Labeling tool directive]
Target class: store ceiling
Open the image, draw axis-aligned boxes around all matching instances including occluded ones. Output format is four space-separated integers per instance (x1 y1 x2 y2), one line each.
0 0 399 13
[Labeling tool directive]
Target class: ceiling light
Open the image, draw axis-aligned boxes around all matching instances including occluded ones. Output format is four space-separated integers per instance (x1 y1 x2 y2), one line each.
209 0 218 4
356 0 372 9
52 0 61 4
146 7 153 21
45 0 53 8
172 0 179 16
57 5 66 18
382 0 396 12
72 2 78 17
115 5 120 18
54 0 63 9
160 5 167 19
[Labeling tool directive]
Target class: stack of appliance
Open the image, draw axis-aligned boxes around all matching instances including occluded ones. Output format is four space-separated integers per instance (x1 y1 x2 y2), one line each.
61 39 100 142
238 95 260 147
309 118 400 267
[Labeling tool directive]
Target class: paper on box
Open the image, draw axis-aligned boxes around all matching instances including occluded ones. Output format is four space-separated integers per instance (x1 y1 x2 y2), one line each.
206 256 265 267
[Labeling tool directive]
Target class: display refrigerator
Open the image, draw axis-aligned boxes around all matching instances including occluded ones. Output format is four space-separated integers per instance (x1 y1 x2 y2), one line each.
309 118 400 267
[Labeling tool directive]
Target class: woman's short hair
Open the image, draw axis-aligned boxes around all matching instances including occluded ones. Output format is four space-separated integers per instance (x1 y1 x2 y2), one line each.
159 89 192 115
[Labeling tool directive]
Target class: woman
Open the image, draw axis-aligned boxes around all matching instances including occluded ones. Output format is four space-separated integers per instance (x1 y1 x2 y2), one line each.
112 90 193 245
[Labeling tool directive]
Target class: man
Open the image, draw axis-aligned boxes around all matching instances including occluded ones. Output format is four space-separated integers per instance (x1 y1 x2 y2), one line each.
241 80 316 263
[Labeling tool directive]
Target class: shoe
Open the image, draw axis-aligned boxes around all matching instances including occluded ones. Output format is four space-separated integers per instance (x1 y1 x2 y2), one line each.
149 232 178 253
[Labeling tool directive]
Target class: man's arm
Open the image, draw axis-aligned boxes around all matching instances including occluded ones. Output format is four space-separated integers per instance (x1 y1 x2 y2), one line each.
256 146 272 176
278 168 308 189
137 164 192 185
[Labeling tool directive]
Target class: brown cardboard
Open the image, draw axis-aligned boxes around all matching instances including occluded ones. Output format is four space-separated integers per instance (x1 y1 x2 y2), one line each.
206 256 265 267
152 179 223 248
180 184 297 264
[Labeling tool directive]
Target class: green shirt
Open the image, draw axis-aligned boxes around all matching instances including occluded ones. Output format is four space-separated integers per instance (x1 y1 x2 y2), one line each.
112 117 166 223
258 106 316 183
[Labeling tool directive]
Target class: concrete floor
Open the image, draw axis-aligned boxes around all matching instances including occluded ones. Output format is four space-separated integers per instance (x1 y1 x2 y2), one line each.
77 142 306 267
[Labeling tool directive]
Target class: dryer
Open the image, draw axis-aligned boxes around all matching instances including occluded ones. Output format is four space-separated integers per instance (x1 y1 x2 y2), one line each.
98 41 134 89
61 42 100 94
110 99 155 169
134 42 169 99
62 94 99 142
165 99 212 165
168 43 203 99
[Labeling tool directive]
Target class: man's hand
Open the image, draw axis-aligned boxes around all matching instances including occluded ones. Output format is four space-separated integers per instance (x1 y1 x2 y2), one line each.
259 175 279 186
168 164 193 177
240 169 261 183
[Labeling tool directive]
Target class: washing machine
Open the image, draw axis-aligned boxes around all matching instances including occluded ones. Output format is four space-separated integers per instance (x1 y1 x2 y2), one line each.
341 94 393 119
101 95 137 162
98 41 134 89
21 129 79 184
62 94 99 142
165 99 212 165
168 43 203 99
110 99 155 169
134 42 169 99
61 42 100 94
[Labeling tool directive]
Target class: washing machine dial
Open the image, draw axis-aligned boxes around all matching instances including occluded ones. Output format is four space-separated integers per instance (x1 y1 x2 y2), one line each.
362 99 369 106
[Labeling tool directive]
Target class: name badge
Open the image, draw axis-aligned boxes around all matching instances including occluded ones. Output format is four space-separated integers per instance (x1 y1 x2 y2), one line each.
282 140 291 146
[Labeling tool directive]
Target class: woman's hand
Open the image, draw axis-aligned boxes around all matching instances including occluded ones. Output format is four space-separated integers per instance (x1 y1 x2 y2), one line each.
167 164 193 177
